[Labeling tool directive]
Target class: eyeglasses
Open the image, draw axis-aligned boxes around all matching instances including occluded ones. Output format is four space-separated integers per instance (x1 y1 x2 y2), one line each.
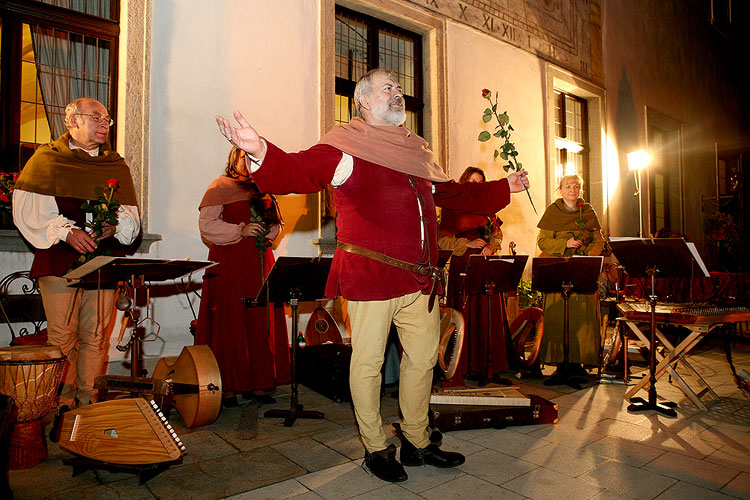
76 113 114 126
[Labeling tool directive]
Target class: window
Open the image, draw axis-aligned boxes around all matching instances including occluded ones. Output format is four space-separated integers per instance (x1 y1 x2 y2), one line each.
334 6 422 132
552 90 589 196
1 0 119 173
646 109 683 235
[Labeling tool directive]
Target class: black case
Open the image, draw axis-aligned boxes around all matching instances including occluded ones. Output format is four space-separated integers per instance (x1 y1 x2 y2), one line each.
430 394 558 431
296 344 352 403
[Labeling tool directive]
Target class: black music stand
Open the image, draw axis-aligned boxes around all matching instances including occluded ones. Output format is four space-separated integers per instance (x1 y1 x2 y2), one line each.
532 256 602 390
462 255 528 385
249 256 332 427
64 256 215 381
609 237 709 417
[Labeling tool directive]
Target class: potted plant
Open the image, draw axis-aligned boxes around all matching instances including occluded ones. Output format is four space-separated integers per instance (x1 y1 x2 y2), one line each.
0 171 20 228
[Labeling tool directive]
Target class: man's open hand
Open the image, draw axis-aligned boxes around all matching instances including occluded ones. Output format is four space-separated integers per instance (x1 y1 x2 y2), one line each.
216 111 265 158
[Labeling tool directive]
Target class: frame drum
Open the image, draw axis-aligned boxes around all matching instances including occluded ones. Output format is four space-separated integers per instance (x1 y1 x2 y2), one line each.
0 345 66 469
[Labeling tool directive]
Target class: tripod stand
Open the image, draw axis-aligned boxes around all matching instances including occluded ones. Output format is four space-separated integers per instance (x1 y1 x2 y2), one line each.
461 255 527 386
249 256 332 427
610 237 709 417
532 256 602 390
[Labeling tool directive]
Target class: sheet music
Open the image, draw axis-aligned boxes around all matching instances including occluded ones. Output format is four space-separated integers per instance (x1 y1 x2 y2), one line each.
63 256 119 280
686 242 710 277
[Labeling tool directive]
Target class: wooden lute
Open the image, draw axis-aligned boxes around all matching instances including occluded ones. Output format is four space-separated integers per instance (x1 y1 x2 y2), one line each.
304 301 343 345
153 345 222 428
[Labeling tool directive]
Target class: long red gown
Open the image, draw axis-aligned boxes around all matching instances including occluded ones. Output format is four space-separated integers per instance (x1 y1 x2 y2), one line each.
442 229 511 387
195 200 290 393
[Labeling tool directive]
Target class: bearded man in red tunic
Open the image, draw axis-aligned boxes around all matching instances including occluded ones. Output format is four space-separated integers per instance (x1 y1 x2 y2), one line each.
216 68 530 483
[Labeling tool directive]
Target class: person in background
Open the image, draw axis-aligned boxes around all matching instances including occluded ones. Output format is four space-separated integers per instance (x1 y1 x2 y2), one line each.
536 174 604 370
13 97 141 409
195 146 289 407
438 166 508 386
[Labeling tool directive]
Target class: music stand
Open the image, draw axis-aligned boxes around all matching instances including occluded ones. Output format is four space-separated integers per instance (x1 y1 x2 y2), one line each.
250 256 332 427
462 255 528 385
532 256 602 389
609 237 709 417
64 256 215 381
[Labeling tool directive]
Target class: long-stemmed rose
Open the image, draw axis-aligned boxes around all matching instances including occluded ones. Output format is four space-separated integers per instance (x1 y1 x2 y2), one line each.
75 178 121 265
478 88 537 214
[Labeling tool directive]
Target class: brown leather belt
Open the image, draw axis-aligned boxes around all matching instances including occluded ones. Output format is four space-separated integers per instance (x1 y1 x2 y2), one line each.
336 241 445 312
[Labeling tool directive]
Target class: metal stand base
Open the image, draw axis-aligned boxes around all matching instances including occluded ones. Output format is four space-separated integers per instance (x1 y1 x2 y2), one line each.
544 362 589 390
264 402 324 427
62 456 181 485
627 396 678 418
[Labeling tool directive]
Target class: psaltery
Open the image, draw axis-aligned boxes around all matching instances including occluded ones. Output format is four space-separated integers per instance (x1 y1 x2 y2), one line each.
55 398 185 465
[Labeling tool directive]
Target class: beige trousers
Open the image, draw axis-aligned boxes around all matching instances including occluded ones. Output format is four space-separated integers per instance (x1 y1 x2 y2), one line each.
347 291 439 452
38 276 114 407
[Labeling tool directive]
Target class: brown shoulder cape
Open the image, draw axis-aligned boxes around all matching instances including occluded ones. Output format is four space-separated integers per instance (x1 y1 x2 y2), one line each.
199 174 256 208
14 132 138 206
317 117 450 183
537 198 601 231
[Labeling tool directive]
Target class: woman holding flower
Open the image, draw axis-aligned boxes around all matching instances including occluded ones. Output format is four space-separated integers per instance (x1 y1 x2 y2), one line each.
195 146 289 407
536 174 604 368
438 166 509 385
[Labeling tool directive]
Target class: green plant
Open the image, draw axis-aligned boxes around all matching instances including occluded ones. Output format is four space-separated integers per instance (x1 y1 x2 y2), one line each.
517 280 542 309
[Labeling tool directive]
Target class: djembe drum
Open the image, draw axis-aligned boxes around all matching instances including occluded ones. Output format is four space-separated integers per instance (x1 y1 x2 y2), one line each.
0 345 66 469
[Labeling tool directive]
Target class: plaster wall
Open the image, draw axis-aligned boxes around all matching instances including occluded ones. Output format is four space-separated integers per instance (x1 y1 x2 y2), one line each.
445 21 546 262
139 0 323 358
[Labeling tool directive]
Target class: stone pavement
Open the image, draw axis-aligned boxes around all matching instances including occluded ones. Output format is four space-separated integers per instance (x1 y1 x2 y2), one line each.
7 339 750 499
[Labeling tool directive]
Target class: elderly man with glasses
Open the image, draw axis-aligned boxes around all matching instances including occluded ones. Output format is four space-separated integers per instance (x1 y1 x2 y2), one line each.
13 97 140 410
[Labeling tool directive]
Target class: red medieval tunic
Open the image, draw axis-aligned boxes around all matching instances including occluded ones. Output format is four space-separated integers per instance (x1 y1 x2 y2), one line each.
252 142 512 302
195 186 290 393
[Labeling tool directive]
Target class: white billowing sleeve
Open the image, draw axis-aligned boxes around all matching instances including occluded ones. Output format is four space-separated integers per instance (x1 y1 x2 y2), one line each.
115 204 141 245
12 189 76 249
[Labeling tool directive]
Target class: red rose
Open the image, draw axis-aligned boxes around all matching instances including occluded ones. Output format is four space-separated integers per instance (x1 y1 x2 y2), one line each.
106 178 119 188
0 193 9 203
576 202 584 208
482 88 491 98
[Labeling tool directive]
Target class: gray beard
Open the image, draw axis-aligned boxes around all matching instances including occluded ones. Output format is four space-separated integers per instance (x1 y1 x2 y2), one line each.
383 107 406 126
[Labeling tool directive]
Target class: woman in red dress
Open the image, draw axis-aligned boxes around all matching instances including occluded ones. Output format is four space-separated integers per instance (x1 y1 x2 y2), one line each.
438 166 508 386
195 147 290 406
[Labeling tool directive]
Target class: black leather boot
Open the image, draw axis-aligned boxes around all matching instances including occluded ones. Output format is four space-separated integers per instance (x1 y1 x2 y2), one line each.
398 434 465 468
364 443 408 482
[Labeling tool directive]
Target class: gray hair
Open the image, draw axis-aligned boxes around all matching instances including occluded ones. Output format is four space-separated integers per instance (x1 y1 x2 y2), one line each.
64 98 87 129
353 68 400 116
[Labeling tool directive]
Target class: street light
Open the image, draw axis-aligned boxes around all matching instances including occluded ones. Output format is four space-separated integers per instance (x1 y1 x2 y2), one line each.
627 150 652 237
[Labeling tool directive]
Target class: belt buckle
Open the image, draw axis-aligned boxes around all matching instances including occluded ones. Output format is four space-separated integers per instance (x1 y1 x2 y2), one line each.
416 264 432 277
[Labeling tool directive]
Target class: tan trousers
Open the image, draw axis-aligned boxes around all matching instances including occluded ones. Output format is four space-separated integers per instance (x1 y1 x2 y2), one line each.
348 291 439 452
38 276 114 407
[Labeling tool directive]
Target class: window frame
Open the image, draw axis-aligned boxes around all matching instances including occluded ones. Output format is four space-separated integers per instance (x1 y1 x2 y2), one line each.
334 5 423 134
553 89 590 194
544 63 606 225
645 107 684 236
0 0 120 172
